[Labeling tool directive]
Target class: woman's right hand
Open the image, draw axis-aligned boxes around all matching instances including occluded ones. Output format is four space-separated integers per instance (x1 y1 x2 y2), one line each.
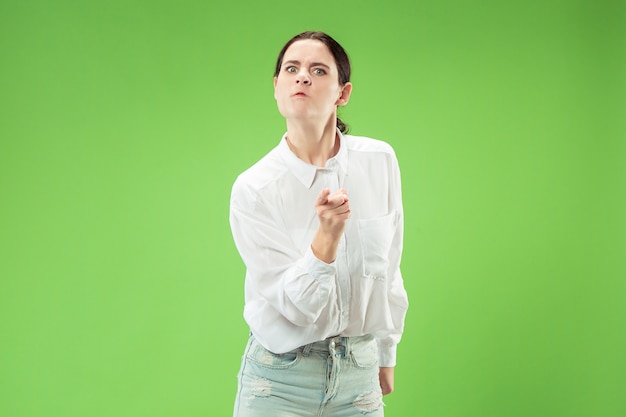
311 188 350 263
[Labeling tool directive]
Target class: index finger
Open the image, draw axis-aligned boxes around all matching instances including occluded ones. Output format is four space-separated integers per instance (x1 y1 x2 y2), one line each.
315 188 331 206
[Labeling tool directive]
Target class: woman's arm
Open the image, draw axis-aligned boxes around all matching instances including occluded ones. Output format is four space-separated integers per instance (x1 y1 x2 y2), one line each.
379 367 395 395
230 183 350 327
376 148 409 367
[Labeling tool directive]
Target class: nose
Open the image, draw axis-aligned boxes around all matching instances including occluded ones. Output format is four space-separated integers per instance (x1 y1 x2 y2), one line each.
296 73 310 85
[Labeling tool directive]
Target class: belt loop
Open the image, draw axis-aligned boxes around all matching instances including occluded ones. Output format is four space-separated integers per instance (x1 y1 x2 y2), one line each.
344 336 351 358
302 342 313 357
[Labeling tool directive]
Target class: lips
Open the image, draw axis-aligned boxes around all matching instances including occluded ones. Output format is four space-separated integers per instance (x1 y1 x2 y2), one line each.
293 91 308 97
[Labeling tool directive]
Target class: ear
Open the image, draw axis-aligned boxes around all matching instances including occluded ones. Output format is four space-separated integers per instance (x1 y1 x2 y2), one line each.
273 77 278 100
336 82 353 107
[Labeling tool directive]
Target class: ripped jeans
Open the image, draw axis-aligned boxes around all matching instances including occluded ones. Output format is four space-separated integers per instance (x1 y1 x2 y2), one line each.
233 334 384 417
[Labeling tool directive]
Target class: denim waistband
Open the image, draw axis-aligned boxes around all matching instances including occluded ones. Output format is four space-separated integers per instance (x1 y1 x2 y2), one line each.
300 334 374 357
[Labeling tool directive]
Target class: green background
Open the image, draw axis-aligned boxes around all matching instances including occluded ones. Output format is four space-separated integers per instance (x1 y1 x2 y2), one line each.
1 0 624 416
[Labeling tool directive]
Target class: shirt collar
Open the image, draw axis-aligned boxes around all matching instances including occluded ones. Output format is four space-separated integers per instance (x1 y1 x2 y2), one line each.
278 129 349 189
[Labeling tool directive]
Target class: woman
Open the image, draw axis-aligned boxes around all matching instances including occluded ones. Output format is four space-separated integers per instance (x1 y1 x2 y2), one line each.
230 31 409 417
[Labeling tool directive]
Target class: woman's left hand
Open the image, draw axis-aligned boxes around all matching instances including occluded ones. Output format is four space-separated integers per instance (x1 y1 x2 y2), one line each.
379 367 395 395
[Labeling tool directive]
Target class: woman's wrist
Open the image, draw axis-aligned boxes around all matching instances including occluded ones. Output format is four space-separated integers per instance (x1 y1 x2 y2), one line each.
311 229 340 263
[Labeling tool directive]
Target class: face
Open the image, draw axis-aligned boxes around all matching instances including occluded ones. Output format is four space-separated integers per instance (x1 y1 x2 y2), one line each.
274 39 352 124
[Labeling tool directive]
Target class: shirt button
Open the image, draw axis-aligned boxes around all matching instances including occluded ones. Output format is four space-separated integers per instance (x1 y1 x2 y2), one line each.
330 341 336 349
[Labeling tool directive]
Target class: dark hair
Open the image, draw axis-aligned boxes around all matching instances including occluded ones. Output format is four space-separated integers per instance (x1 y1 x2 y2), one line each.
274 31 351 133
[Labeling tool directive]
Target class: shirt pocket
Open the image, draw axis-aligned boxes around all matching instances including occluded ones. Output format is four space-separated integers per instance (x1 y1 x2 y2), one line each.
357 211 397 281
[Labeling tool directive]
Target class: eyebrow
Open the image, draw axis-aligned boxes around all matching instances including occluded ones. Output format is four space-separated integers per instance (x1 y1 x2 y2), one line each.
283 60 331 69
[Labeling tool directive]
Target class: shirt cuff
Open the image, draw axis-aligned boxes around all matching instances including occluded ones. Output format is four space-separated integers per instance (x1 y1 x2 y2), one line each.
302 246 336 283
377 341 397 367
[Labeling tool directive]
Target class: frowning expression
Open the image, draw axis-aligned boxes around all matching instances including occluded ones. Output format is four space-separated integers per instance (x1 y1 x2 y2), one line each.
274 39 351 123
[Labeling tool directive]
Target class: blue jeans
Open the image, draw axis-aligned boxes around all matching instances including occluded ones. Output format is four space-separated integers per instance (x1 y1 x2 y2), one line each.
233 334 384 417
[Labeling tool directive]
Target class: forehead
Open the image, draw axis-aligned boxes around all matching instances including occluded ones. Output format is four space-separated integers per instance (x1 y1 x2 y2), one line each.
283 39 335 66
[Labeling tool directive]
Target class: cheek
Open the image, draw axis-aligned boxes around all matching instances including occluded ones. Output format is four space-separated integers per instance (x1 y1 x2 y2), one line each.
274 88 287 106
273 84 285 103
325 87 343 104
273 88 290 116
274 79 290 98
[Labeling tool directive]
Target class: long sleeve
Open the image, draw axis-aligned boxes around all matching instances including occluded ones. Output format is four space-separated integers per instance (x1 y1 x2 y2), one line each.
374 149 409 367
230 179 338 327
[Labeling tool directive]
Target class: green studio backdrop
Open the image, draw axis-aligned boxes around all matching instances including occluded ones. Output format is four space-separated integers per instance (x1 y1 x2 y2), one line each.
1 0 624 416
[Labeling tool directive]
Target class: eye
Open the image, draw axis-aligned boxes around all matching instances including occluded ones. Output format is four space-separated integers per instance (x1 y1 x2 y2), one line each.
312 68 327 75
285 66 297 73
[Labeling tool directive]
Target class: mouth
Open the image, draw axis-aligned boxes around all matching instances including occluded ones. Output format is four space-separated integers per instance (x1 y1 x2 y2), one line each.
292 92 308 97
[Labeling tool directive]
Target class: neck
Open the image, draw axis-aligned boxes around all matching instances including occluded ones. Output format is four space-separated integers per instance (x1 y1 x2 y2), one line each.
285 117 339 167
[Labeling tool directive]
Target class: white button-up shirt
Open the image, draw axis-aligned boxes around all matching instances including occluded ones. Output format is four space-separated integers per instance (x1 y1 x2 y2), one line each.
229 130 409 367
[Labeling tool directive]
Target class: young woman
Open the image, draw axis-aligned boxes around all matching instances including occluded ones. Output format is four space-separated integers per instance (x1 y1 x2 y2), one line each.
230 31 409 417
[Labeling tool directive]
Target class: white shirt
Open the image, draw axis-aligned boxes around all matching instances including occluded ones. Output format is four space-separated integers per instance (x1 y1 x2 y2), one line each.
229 130 409 367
